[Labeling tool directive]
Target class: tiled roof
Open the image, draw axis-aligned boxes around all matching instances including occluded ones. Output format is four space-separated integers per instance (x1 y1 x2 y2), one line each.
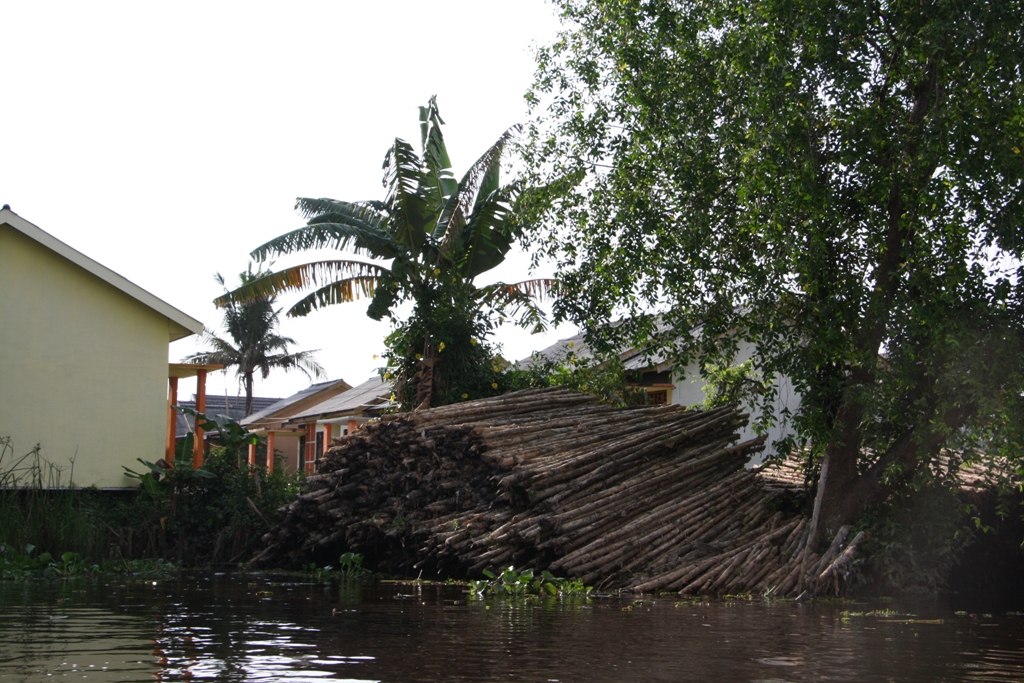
175 394 282 438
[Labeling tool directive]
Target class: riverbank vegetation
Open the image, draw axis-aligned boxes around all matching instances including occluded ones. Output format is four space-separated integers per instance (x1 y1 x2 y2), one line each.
0 413 301 576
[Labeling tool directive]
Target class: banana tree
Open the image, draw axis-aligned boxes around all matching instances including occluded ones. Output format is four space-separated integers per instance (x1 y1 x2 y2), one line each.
217 98 553 408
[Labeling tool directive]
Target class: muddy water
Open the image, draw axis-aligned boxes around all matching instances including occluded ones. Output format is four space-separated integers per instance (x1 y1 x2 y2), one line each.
1 574 1023 682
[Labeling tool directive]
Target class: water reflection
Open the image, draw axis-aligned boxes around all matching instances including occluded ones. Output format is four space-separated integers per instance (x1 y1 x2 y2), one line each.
1 576 1023 682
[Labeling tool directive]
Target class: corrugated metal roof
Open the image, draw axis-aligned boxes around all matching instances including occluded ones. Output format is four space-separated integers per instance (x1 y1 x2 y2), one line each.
239 379 347 427
285 376 391 423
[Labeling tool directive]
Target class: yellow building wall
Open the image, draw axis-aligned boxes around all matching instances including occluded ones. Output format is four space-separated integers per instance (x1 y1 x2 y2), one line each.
0 225 173 488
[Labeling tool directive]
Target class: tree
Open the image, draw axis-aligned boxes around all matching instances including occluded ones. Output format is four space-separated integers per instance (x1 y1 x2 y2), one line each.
524 0 1024 547
218 98 553 409
187 267 325 416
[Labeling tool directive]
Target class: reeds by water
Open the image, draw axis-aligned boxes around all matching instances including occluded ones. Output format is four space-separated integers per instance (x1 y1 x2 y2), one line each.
0 436 109 560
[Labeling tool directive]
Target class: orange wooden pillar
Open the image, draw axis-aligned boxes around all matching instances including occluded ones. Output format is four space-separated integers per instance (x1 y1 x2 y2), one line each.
348 419 358 435
193 369 207 469
304 423 317 474
266 432 276 474
247 442 256 467
322 424 333 455
166 377 179 464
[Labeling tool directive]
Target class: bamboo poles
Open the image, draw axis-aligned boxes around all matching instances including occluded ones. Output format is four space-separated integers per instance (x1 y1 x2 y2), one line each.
250 388 855 596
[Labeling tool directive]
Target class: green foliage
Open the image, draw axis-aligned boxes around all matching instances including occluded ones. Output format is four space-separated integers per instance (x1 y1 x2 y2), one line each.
126 438 301 566
701 360 767 413
3 411 300 571
524 0 1024 528
218 97 554 410
853 477 973 594
186 266 324 416
507 346 646 407
303 552 372 583
0 542 177 580
382 277 513 409
0 544 102 579
468 567 591 599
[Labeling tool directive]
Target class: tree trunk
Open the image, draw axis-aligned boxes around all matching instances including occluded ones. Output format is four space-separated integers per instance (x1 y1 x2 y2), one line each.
244 372 254 416
807 395 974 553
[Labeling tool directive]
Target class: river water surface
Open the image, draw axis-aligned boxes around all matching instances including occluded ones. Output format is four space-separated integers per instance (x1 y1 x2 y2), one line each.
1 574 1023 682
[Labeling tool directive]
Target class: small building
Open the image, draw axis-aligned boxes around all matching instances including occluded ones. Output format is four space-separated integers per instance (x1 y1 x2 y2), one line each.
281 375 392 474
0 206 204 488
239 379 354 473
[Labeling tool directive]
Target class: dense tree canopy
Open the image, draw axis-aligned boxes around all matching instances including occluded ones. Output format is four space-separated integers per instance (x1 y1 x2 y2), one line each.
524 0 1024 543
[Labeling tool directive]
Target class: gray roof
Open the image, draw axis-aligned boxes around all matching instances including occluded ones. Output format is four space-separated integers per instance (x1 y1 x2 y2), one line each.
516 330 594 370
239 379 347 427
518 320 679 373
286 376 392 423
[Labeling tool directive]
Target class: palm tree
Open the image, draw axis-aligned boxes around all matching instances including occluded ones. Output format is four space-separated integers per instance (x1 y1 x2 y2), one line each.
217 97 552 408
188 267 325 416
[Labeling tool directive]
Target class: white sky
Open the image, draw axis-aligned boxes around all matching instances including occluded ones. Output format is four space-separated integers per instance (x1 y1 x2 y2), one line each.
2 1 577 402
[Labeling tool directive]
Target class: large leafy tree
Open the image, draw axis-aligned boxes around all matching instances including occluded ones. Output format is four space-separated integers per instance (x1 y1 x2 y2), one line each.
218 98 552 409
524 0 1024 546
188 268 325 416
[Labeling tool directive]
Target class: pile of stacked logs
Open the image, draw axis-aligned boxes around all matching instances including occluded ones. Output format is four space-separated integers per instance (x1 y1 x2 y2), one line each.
253 388 858 596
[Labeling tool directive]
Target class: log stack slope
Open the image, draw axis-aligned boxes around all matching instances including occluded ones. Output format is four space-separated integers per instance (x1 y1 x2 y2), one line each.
253 387 828 595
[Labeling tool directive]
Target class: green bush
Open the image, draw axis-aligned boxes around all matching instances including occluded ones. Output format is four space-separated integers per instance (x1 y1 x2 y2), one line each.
120 409 303 566
0 437 110 563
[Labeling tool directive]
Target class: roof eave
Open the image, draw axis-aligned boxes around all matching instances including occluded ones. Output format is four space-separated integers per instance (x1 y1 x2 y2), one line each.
0 208 204 338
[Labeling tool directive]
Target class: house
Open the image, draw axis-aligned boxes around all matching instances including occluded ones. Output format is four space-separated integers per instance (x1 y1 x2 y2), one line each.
279 375 392 473
0 206 204 488
238 379 353 473
521 329 799 462
239 376 392 474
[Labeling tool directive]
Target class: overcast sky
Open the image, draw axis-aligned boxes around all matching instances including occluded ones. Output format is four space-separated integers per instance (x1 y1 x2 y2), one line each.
3 1 576 402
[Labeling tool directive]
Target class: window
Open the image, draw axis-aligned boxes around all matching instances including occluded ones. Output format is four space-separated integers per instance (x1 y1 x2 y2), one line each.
647 389 668 406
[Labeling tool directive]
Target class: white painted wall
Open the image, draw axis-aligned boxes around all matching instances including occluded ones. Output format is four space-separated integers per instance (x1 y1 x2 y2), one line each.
669 341 800 465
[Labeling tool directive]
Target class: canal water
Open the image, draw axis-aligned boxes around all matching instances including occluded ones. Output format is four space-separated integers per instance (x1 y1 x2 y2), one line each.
1 574 1023 682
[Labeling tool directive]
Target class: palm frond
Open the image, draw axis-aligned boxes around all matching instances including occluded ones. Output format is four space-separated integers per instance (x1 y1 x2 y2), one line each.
286 275 381 317
196 330 240 357
460 185 520 279
419 96 458 202
250 201 396 261
476 278 557 333
382 139 433 254
295 197 388 221
215 261 388 307
183 349 238 367
261 350 326 381
435 125 520 262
